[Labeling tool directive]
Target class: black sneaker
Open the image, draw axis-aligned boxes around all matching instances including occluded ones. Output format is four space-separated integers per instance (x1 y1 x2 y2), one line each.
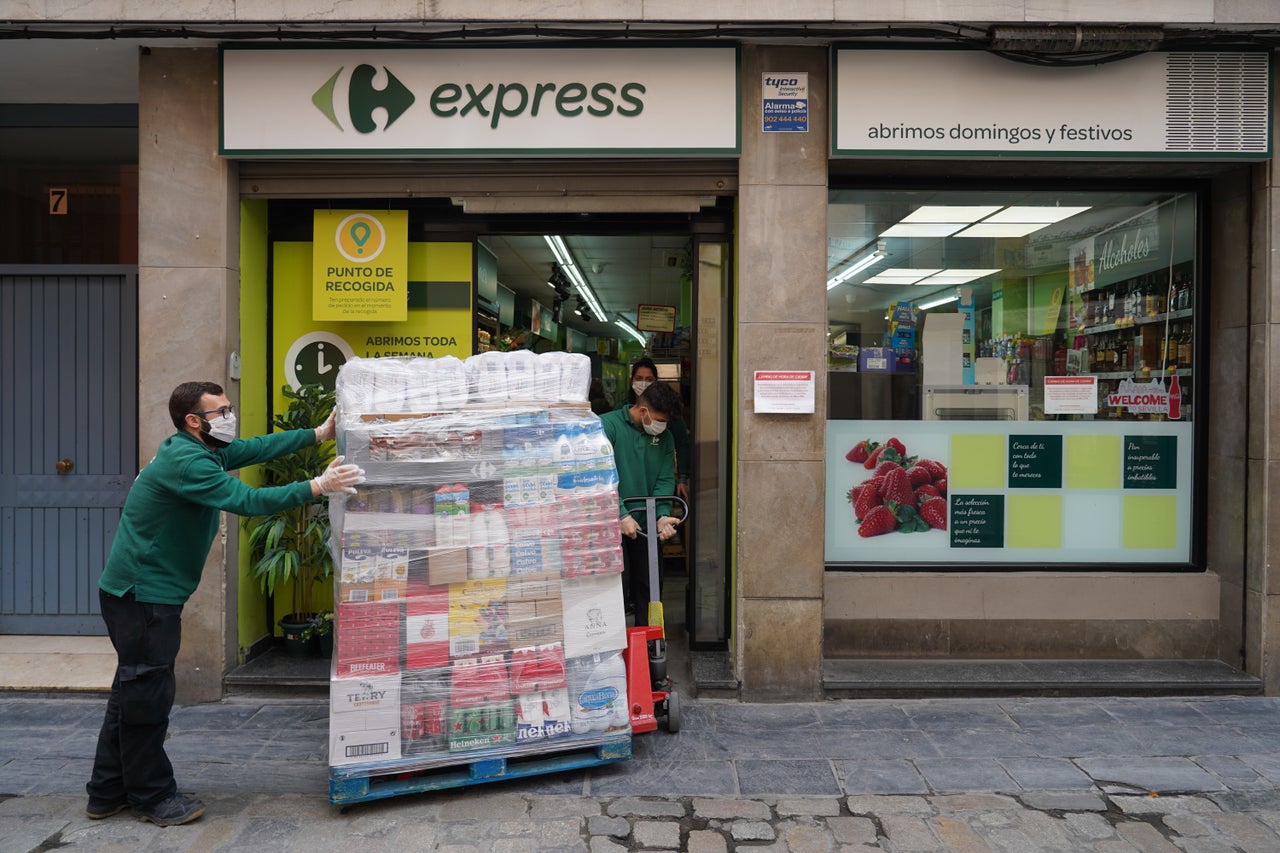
133 793 206 827
86 798 129 819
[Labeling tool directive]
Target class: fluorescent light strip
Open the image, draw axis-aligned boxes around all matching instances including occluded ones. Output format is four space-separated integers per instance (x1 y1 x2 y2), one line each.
544 235 606 319
902 205 1002 223
952 222 1048 238
826 249 886 290
918 294 960 310
880 223 965 238
983 205 1090 224
614 314 648 346
914 269 1002 285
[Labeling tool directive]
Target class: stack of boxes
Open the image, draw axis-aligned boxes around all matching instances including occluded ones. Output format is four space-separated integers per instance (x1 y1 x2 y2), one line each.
327 353 632 773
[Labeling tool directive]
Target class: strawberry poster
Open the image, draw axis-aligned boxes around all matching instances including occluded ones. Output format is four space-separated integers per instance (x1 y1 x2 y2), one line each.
825 420 1194 565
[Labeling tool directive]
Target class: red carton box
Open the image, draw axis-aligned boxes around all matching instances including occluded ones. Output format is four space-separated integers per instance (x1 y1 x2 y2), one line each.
336 600 401 678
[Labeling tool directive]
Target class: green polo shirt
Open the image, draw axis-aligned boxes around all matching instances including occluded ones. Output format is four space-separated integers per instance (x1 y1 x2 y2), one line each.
599 407 675 529
99 429 319 605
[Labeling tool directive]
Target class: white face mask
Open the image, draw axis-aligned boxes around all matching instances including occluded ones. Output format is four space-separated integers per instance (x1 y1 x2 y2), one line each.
641 411 668 437
201 412 237 447
632 380 652 397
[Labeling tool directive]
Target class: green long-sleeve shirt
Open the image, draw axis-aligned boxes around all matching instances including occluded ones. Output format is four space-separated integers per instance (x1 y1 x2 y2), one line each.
99 429 320 605
600 407 675 528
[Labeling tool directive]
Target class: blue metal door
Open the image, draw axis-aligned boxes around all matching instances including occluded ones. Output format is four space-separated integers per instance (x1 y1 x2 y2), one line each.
0 267 137 634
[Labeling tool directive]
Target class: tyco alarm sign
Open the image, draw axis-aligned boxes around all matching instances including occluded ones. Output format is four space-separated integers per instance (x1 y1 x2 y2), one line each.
313 210 409 321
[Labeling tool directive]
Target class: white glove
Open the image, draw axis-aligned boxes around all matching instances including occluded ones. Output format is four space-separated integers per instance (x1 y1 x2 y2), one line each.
312 455 365 496
620 515 640 539
656 516 679 541
314 410 337 444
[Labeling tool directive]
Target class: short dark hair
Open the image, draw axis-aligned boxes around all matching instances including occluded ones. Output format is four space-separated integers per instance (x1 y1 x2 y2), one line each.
169 381 223 430
637 379 682 419
630 357 658 379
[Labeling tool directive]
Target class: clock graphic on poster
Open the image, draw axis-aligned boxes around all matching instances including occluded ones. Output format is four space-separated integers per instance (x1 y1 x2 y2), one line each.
284 331 354 391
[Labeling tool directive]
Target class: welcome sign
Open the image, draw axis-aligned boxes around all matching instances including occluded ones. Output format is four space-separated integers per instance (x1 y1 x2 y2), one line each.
832 49 1270 159
221 45 740 156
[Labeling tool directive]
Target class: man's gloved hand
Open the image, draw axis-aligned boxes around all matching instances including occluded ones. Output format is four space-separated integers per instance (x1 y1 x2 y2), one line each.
656 516 679 541
314 410 338 444
620 515 640 539
312 455 365 496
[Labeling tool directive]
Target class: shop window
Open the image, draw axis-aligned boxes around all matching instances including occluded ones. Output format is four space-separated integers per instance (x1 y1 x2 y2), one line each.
825 188 1197 568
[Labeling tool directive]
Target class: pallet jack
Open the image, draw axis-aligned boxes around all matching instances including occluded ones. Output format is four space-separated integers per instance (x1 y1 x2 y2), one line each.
620 494 688 734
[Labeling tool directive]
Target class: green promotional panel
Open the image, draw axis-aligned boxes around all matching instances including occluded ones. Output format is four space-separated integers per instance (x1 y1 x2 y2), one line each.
950 495 1005 548
1123 435 1178 489
1008 435 1063 489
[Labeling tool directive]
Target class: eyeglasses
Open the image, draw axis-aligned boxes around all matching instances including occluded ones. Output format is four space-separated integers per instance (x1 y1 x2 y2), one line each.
191 405 234 420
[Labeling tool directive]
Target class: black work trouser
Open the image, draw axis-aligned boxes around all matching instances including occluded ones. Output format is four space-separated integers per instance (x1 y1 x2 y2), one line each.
621 534 663 627
86 588 182 807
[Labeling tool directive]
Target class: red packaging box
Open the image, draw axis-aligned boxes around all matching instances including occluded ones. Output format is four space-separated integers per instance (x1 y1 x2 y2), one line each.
336 600 401 678
405 586 449 671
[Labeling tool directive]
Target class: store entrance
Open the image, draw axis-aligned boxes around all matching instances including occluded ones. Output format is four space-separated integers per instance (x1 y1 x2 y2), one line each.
477 224 731 654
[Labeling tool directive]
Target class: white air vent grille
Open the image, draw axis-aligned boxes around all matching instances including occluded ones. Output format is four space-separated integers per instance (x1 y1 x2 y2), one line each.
1166 52 1270 153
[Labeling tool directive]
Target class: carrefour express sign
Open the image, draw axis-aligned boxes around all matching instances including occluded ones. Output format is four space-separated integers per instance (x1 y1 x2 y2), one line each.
220 45 740 156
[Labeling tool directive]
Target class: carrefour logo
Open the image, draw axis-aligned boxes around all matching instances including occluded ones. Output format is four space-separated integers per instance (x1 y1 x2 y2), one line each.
312 65 416 133
311 63 646 133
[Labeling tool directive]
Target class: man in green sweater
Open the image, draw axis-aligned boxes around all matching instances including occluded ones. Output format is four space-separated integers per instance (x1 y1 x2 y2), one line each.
600 380 682 626
85 381 363 827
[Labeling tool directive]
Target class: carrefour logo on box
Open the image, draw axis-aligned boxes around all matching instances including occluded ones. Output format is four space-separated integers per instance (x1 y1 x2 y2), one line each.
220 46 741 155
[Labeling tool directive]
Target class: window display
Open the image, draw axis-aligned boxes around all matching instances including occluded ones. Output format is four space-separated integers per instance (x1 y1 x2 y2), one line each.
825 189 1197 567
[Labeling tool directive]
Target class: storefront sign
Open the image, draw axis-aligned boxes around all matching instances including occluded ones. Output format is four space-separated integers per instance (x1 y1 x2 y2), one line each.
762 72 807 132
825 420 1193 565
637 303 676 333
222 45 739 156
313 210 409 322
1105 378 1170 415
754 370 815 414
833 50 1271 159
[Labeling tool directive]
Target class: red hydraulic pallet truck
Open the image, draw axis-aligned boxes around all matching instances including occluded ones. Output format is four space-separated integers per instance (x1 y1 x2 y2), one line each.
620 494 688 734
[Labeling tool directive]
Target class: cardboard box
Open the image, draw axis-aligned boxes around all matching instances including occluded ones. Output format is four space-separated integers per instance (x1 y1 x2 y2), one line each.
400 668 450 757
404 586 449 670
428 547 468 586
508 642 567 693
335 601 401 678
448 700 516 752
506 572 561 602
330 674 400 716
515 688 572 744
858 347 896 373
561 574 627 657
329 710 401 767
448 579 508 659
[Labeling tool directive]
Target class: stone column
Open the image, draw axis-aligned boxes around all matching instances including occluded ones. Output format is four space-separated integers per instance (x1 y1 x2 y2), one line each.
1242 57 1280 693
735 46 828 701
138 48 239 703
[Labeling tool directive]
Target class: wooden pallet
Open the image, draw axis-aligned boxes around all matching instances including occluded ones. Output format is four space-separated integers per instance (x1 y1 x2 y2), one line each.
329 735 632 806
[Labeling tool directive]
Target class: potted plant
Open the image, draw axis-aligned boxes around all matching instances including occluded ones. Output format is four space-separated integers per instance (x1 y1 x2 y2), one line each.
301 611 335 658
245 383 337 657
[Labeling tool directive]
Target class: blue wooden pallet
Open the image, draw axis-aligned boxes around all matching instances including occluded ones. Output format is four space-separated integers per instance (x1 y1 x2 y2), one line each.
329 735 631 806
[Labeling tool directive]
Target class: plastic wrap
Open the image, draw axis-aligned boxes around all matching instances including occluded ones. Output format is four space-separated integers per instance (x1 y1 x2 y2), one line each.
327 353 632 775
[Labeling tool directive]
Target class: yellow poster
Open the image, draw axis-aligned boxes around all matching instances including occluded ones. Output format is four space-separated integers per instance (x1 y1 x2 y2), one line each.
275 241 473 412
313 209 409 321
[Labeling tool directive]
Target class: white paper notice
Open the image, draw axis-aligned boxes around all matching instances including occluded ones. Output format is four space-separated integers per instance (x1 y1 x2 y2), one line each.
754 370 815 414
1044 376 1098 415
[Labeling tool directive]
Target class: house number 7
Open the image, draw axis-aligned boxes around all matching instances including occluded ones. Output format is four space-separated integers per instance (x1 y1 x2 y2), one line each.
49 188 67 215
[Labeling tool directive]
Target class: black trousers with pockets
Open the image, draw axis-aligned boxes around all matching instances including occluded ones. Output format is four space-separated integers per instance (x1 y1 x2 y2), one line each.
86 588 182 808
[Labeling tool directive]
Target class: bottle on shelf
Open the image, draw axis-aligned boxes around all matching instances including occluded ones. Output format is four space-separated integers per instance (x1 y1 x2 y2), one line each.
1178 324 1193 369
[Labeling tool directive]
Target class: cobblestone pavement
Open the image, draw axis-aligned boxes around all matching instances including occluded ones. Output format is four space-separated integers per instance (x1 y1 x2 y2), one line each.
3 694 1280 851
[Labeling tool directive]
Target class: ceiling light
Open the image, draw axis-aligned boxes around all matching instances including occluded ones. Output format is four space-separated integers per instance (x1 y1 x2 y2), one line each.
918 294 960 310
544 235 606 319
880 223 965 238
864 269 942 284
983 205 1090 224
902 205 1003 223
953 223 1049 238
827 247 887 290
916 269 1002 285
614 314 648 346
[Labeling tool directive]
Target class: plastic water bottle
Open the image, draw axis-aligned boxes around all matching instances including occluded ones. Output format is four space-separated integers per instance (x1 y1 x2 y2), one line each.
566 651 629 734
